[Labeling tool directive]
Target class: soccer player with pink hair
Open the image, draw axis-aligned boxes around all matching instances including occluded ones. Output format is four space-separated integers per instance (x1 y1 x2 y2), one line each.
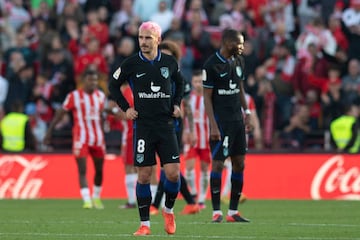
109 21 184 236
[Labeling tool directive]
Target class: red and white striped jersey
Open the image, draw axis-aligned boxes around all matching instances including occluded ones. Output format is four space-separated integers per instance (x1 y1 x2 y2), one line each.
189 92 209 149
63 89 106 146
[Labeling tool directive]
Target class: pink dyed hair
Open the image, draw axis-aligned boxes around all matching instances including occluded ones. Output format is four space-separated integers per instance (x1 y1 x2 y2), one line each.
139 21 162 38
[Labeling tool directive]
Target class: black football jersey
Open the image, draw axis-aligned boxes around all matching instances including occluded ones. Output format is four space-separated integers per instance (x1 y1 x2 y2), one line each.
202 52 245 122
109 51 184 126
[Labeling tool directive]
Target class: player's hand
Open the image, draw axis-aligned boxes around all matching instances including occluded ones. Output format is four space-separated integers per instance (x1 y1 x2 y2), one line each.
183 131 197 146
244 114 253 133
126 108 138 120
210 125 221 141
172 105 181 118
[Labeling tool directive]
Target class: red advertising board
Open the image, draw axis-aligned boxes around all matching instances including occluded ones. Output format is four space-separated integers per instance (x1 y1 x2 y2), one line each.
0 154 359 200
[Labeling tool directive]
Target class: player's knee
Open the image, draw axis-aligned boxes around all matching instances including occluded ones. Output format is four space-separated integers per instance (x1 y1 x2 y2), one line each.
166 170 179 182
137 167 152 184
211 160 224 172
232 157 245 172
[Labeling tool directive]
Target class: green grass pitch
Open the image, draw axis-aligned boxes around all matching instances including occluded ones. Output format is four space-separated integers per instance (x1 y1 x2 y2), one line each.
0 199 359 239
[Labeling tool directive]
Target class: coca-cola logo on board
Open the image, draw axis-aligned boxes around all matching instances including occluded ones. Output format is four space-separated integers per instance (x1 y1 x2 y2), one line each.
311 155 360 200
0 155 47 199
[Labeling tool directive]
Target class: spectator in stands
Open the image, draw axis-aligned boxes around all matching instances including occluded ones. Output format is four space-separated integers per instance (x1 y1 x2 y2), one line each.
265 42 296 130
84 9 109 49
297 0 321 32
264 21 296 59
4 30 35 69
242 39 260 84
4 62 34 114
330 103 360 153
43 48 75 105
305 89 322 130
110 37 136 80
185 0 209 26
3 0 31 31
210 0 234 25
185 8 211 68
342 59 360 104
231 0 255 37
292 42 329 102
162 17 184 40
109 0 135 40
0 100 36 152
281 104 311 149
150 0 174 33
0 14 16 54
120 16 141 52
74 38 108 92
321 67 344 128
165 31 195 83
56 1 85 35
263 0 295 34
133 0 170 22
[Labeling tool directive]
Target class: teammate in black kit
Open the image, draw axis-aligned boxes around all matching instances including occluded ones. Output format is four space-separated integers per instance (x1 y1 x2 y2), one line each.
109 21 183 236
203 29 252 223
150 40 200 216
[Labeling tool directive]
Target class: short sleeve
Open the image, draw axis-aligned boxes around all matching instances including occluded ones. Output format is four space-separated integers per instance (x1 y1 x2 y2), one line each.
202 66 214 89
62 93 74 111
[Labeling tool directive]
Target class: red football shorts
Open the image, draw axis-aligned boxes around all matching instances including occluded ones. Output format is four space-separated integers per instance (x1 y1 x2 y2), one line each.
184 147 211 163
73 142 106 158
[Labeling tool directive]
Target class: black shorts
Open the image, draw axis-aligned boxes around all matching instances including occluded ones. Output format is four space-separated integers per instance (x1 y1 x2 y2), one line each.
133 124 180 167
210 120 247 161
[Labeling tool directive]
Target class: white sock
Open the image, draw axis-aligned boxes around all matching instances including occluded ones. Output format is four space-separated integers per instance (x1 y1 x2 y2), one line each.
185 169 197 195
150 184 157 201
80 187 91 202
141 221 150 227
92 185 102 199
125 173 137 204
228 209 238 216
163 206 173 214
213 210 222 216
198 170 208 203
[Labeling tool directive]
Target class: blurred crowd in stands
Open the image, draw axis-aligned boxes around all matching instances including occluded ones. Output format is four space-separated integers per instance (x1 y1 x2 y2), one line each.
0 0 360 152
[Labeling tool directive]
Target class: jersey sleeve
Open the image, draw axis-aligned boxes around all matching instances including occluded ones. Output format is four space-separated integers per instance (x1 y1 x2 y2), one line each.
108 60 131 111
62 93 74 111
202 64 215 89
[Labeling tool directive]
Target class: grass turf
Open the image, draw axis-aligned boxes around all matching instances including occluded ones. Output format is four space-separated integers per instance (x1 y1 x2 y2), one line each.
0 199 359 239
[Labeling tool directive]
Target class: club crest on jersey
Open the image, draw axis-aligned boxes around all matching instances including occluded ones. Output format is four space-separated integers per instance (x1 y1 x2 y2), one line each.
113 67 121 80
236 66 242 77
136 154 144 163
160 67 169 78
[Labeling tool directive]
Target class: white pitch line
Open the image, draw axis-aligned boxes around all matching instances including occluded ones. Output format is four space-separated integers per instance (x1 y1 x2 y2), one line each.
287 223 359 228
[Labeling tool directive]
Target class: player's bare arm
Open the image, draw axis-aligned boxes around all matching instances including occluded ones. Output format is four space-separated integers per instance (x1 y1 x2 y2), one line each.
239 84 253 133
43 108 67 145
